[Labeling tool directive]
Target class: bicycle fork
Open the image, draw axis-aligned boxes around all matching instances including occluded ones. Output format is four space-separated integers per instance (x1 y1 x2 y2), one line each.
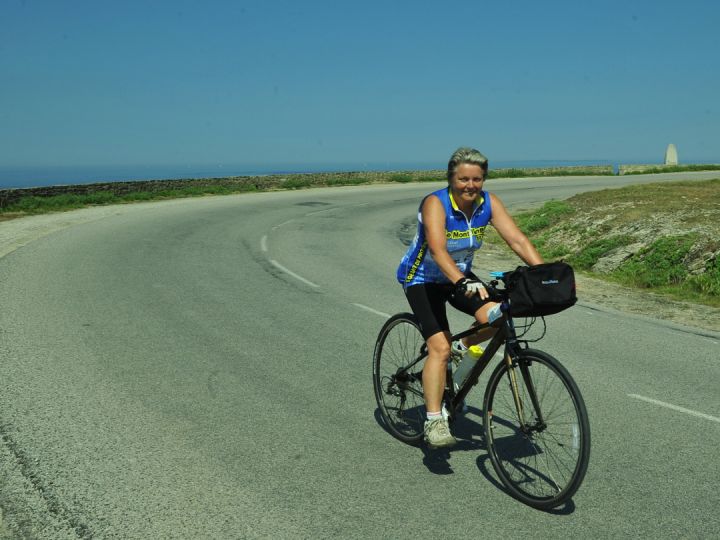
505 353 527 425
504 350 546 433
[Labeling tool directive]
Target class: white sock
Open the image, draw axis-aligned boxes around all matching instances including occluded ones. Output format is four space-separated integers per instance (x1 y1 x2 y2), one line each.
427 411 443 421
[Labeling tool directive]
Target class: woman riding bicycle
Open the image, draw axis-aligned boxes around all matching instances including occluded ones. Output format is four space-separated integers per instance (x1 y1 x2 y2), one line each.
396 147 543 448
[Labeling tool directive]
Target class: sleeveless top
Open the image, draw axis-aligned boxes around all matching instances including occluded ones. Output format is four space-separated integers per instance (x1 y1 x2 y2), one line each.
396 187 492 287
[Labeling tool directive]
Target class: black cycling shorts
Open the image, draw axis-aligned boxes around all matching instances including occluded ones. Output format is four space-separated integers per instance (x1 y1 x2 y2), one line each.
404 282 490 340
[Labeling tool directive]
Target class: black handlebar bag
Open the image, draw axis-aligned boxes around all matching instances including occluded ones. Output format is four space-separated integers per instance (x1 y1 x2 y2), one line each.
505 262 577 317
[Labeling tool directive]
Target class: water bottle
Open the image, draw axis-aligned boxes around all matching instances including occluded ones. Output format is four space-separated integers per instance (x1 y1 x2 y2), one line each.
452 344 484 389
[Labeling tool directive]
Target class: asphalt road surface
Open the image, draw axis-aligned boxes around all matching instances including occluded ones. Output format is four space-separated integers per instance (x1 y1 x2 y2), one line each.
1 173 719 538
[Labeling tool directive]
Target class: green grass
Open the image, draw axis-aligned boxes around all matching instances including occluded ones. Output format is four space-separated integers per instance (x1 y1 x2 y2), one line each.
0 183 259 216
324 176 371 186
10 192 118 212
607 234 720 305
532 237 571 260
612 235 696 287
514 200 575 234
388 173 414 183
509 179 720 306
489 166 614 179
687 258 720 297
282 177 314 189
568 236 633 270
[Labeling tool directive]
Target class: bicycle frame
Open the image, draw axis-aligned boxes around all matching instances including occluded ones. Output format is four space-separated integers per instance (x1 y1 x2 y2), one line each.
374 278 589 509
447 320 507 412
449 308 549 434
392 301 546 430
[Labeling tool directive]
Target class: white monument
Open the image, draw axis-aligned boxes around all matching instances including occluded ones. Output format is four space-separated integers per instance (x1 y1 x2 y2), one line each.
664 143 678 165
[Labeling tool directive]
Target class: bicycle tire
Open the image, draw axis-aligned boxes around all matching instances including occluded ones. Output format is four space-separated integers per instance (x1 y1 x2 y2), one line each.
373 313 427 445
483 349 590 509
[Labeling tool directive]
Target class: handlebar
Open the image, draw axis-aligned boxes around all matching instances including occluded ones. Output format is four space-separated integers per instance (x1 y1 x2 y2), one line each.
483 270 510 304
459 269 512 304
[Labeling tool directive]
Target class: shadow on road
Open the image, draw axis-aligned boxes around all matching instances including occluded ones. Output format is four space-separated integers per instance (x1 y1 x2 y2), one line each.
373 406 578 514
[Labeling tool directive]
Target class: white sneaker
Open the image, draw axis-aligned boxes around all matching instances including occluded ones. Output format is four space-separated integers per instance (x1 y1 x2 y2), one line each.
424 418 457 449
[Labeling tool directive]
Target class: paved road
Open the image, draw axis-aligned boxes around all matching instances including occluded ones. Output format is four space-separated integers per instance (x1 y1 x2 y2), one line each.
0 173 719 538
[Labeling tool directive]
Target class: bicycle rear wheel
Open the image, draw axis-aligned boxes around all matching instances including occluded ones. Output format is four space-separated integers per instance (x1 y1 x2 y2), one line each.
373 313 427 444
483 349 590 509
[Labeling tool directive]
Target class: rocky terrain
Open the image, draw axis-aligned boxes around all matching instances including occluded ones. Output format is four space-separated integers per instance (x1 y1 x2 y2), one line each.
493 180 720 334
479 240 720 335
536 185 720 279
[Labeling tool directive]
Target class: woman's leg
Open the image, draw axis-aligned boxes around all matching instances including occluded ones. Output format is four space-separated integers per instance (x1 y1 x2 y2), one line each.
449 293 500 347
463 302 500 345
422 331 452 414
404 284 452 413
421 330 457 448
403 284 457 446
461 324 495 348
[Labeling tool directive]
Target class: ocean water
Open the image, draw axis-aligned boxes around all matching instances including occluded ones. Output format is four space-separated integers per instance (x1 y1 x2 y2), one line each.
0 159 628 190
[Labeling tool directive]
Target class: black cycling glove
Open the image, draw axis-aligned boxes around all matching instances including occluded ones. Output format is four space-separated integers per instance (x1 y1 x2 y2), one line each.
455 276 486 298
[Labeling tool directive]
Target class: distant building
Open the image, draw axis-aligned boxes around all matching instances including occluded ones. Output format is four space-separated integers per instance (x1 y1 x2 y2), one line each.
664 144 678 165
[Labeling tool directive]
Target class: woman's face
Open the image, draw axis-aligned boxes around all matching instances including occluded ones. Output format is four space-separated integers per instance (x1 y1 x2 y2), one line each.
450 163 485 205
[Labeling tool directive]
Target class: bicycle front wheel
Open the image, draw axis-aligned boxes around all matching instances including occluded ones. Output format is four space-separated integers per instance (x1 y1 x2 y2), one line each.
483 349 590 509
373 313 427 445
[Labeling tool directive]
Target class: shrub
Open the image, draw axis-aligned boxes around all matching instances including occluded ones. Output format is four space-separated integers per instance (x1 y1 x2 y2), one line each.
569 236 632 270
614 235 696 288
686 258 720 297
389 173 413 183
515 200 575 234
283 178 313 189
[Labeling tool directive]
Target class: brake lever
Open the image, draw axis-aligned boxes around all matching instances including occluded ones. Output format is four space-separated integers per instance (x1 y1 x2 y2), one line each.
485 279 504 302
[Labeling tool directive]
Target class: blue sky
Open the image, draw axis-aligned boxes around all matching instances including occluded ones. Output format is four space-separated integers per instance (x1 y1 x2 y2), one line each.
1 0 719 174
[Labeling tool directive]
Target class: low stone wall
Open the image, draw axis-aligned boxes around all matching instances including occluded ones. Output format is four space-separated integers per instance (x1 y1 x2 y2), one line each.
0 176 267 208
0 170 446 209
492 165 614 177
618 164 672 175
618 164 720 175
0 164 639 209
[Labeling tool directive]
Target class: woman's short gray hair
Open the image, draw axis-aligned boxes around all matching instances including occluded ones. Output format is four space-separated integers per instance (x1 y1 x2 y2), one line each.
447 147 489 182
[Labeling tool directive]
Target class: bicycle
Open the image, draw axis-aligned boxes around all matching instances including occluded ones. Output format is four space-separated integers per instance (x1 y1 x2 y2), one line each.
372 270 590 510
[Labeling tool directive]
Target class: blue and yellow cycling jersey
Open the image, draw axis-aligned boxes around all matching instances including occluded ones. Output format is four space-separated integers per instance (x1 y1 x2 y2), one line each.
396 187 492 287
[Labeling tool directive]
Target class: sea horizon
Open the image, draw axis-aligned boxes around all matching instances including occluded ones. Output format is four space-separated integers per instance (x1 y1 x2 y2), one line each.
1 158 715 190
